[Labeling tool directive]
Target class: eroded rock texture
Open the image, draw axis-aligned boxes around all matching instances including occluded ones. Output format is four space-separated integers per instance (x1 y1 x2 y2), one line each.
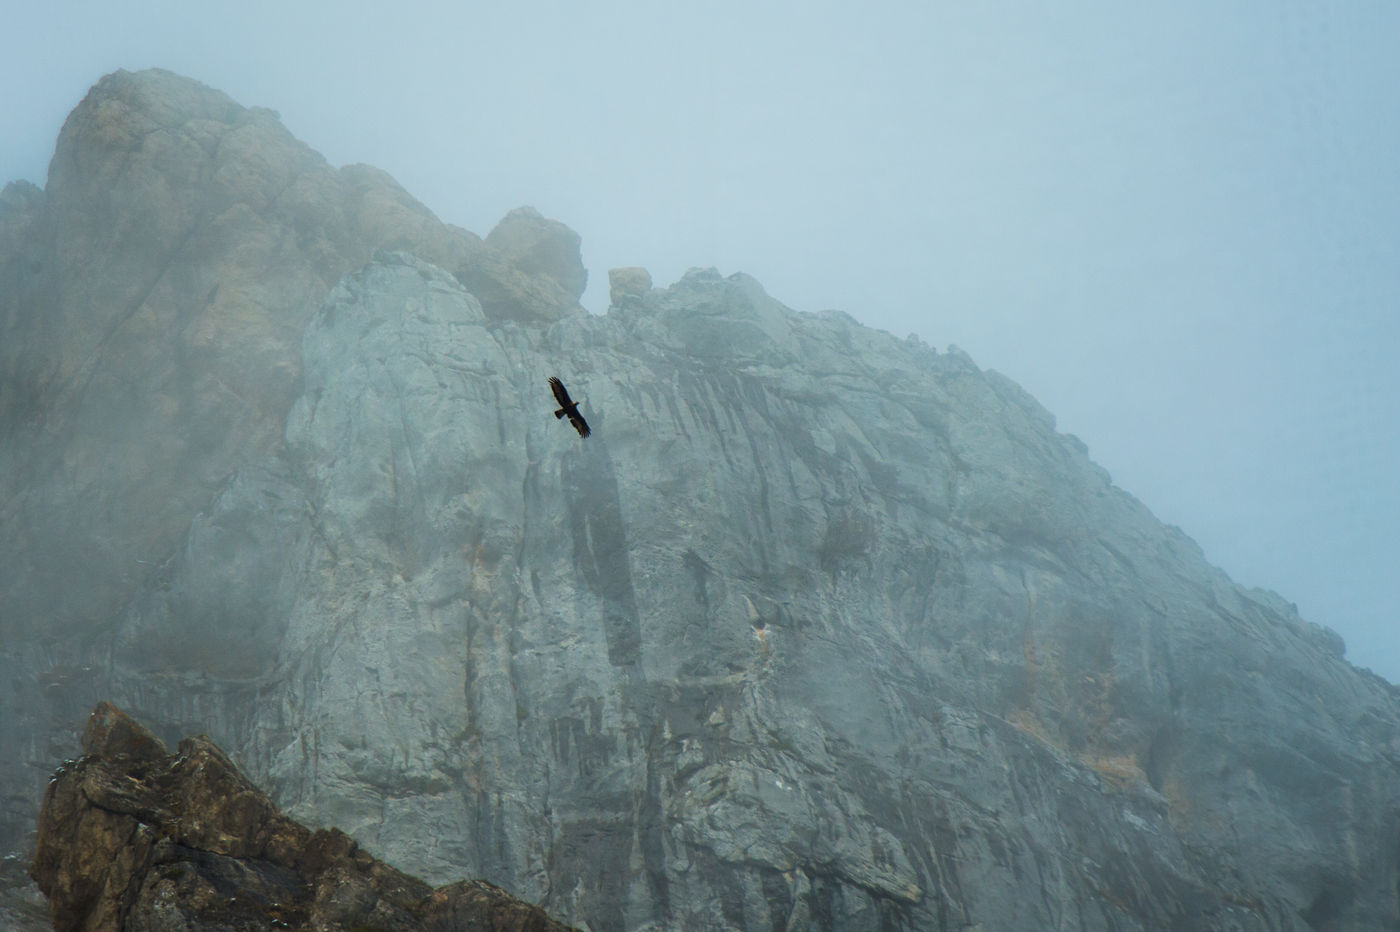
31 702 576 931
5 69 1400 931
0 67 580 863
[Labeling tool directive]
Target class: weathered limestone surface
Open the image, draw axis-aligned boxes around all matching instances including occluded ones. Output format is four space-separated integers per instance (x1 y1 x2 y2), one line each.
4 70 1399 931
0 65 582 638
0 67 581 870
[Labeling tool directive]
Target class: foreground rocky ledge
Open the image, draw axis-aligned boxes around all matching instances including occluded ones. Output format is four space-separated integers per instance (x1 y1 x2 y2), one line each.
31 702 576 932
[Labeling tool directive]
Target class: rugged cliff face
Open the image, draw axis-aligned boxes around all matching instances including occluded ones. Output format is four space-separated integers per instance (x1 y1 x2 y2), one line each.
0 67 584 862
4 69 1399 931
31 702 576 931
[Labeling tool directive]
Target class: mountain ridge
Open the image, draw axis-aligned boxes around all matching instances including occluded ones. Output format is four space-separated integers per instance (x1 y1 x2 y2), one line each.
3 68 1397 931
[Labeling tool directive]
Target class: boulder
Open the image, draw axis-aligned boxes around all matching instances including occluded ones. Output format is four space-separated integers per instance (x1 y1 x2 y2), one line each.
607 265 651 305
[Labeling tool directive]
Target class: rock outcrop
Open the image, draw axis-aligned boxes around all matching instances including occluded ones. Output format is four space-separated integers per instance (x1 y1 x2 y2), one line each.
608 266 652 305
32 702 576 931
5 69 1400 931
485 206 589 304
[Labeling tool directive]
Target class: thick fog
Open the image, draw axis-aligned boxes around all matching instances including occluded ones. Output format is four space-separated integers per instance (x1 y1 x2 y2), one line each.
4 2 1396 680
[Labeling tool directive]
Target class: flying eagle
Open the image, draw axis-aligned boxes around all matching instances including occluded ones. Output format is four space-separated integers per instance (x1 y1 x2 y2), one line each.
549 377 590 437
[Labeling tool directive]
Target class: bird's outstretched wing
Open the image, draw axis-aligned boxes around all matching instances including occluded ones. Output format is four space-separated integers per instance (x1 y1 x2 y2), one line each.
548 376 572 408
569 409 591 437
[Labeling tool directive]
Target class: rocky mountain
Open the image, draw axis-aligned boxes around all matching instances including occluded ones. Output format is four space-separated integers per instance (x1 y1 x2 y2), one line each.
3 69 1399 931
32 702 576 931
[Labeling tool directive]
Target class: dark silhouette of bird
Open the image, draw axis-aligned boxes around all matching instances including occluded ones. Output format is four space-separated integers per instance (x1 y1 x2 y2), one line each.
548 377 590 437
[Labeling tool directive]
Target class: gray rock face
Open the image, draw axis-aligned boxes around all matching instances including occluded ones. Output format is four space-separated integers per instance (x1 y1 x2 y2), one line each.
92 255 1400 930
0 68 583 873
0 66 581 635
5 70 1400 931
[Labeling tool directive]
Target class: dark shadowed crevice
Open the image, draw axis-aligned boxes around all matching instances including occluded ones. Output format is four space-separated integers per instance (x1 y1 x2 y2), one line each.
562 430 641 669
1303 882 1348 931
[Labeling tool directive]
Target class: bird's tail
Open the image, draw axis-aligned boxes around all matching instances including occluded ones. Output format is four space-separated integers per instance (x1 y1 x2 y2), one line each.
554 408 566 419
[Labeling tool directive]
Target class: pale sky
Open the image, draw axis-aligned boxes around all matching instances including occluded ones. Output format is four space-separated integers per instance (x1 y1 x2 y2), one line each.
4 2 1398 680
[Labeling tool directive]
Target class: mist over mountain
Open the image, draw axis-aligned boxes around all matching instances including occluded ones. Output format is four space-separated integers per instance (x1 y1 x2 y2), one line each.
3 69 1398 931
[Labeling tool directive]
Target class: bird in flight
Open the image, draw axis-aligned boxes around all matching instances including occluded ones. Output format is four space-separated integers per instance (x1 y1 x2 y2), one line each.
548 377 590 437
